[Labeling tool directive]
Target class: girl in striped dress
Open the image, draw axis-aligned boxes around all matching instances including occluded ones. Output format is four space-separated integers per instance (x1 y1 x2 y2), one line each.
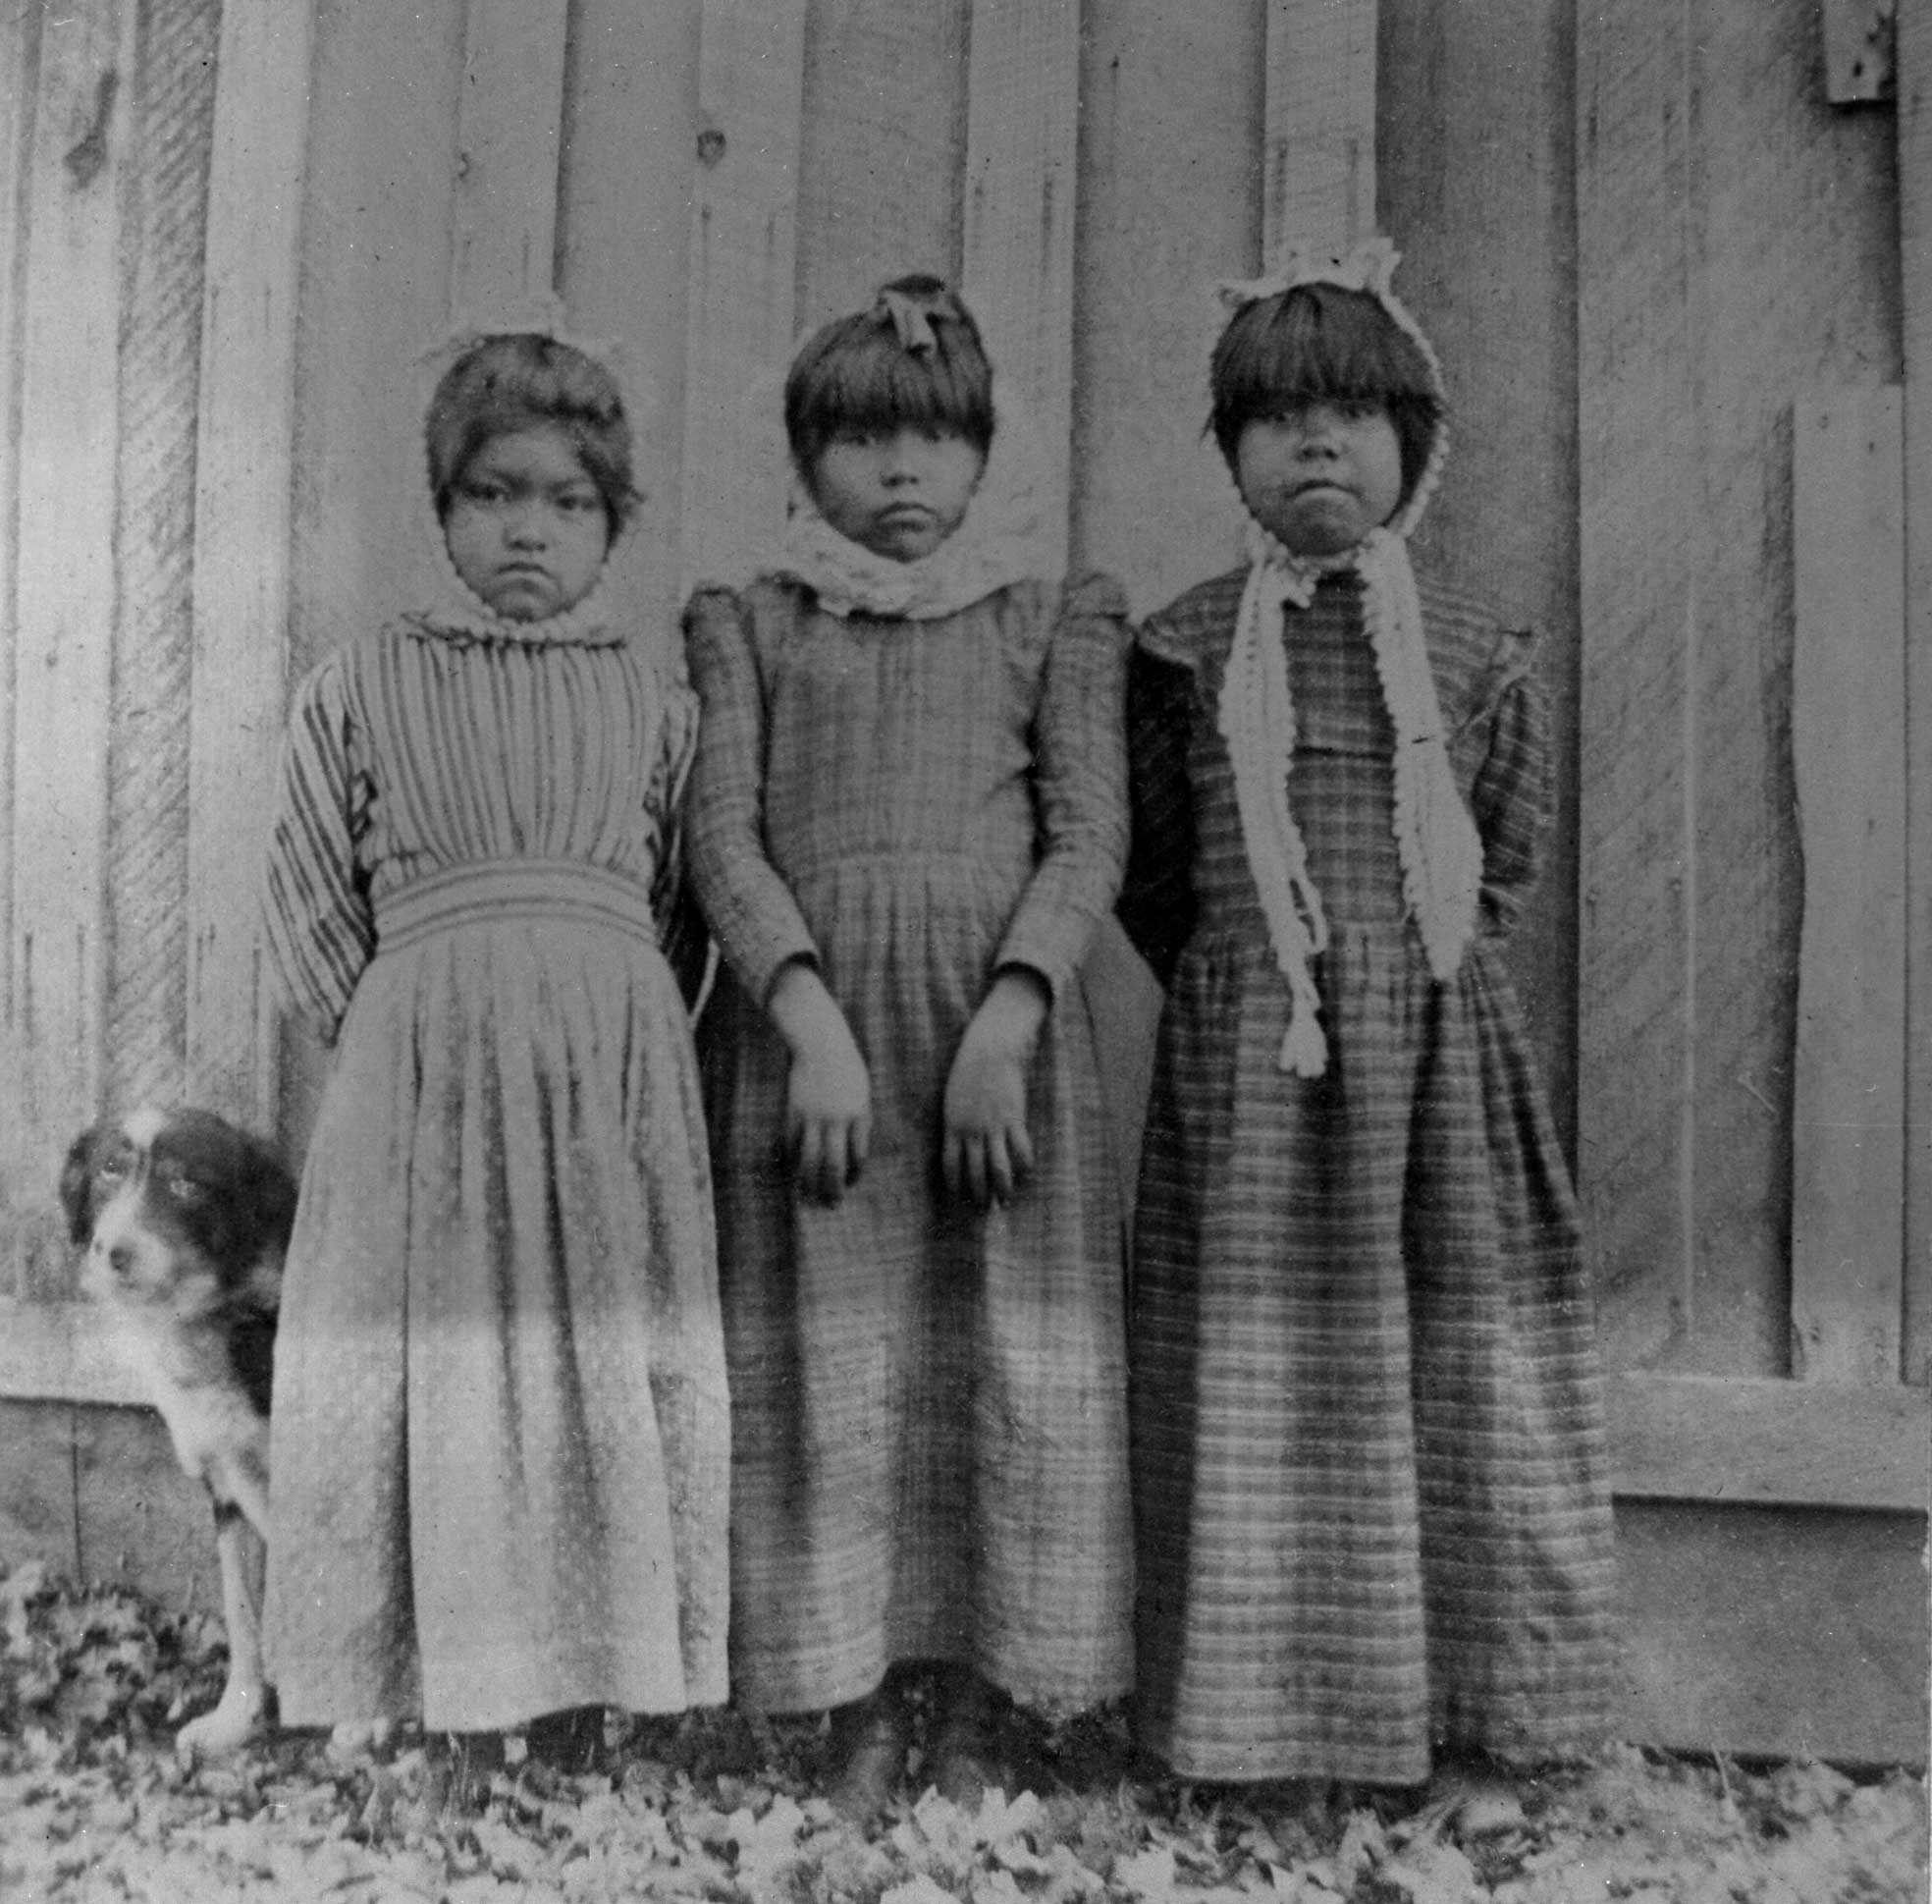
1120 242 1616 1800
684 278 1133 1822
259 332 729 1771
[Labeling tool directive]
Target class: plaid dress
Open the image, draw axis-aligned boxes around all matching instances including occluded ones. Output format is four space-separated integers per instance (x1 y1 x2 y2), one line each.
1121 567 1616 1785
684 573 1134 1716
259 605 729 1731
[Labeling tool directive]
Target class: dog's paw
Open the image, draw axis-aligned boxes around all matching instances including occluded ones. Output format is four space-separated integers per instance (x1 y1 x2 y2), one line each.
177 1687 267 1759
327 1716 397 1765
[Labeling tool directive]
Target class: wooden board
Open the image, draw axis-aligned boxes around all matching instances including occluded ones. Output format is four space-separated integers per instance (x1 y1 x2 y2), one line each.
962 0 1079 572
1575 10 1699 1372
72 1402 216 1610
1789 390 1906 1386
1261 0 1375 261
1071 0 1261 614
0 1298 149 1408
184 2 316 1130
678 0 807 597
9 0 138 1300
1901 0 1932 1388
554 0 702 657
1616 1498 1927 1768
794 0 965 326
0 1402 80 1579
1609 1370 1927 1512
1377 0 1580 1137
449 0 567 318
0 0 37 1162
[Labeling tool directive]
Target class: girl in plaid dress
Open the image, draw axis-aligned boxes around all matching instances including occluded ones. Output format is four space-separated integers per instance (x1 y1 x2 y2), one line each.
1120 243 1616 1797
260 332 729 1772
684 277 1133 1821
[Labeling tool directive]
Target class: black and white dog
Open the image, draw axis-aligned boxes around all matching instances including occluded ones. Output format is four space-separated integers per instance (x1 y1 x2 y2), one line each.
60 1106 296 1755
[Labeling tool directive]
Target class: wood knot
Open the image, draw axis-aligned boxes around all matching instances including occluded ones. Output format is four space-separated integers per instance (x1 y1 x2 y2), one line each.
64 69 119 189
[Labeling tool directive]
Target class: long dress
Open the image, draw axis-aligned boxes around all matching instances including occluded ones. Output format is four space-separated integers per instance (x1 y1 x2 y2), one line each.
684 572 1134 1717
259 597 729 1731
1120 566 1617 1786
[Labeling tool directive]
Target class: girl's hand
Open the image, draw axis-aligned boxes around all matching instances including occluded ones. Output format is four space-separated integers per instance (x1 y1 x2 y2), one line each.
943 970 1049 1206
767 961 872 1205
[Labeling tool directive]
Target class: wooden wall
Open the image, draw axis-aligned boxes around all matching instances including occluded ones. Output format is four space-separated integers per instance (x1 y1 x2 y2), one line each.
0 0 1925 1766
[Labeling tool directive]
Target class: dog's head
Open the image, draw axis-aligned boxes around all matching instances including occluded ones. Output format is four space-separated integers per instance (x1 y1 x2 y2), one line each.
60 1108 296 1321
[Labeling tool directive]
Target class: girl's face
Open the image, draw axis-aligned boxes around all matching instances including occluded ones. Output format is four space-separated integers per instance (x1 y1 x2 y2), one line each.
806 425 986 563
444 423 611 620
1234 398 1406 558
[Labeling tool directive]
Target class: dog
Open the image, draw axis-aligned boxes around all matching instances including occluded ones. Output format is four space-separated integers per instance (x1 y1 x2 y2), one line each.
60 1106 296 1755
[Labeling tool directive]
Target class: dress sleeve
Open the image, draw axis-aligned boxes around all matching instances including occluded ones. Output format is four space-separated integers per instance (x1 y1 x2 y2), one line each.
259 653 375 1044
993 573 1132 1005
1115 625 1199 987
1467 629 1552 941
647 676 713 1009
682 584 822 1002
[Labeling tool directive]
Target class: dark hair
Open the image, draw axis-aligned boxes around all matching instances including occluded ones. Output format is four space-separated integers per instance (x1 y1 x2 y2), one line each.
425 333 637 532
1208 283 1442 502
784 274 994 477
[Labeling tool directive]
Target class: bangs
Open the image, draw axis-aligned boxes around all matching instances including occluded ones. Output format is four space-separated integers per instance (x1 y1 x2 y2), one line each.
1209 284 1441 475
785 295 994 473
426 333 637 528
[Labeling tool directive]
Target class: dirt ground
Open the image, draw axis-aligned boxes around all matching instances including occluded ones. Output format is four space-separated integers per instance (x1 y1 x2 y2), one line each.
2 1561 1924 1903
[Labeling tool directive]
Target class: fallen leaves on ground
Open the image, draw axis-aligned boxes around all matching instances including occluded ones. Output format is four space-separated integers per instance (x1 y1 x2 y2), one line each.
1 1560 1923 1902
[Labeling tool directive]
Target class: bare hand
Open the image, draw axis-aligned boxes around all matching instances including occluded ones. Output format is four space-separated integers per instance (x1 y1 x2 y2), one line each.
942 970 1049 1206
768 961 872 1205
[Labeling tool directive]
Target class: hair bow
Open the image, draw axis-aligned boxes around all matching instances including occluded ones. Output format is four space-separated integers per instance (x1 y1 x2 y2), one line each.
1215 235 1403 317
876 287 939 356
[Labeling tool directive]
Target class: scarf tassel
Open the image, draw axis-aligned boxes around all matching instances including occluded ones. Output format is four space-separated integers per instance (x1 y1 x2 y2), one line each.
1279 986 1329 1078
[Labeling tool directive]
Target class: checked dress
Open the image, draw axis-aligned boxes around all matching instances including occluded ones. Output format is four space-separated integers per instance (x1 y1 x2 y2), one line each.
1120 567 1617 1785
684 572 1135 1718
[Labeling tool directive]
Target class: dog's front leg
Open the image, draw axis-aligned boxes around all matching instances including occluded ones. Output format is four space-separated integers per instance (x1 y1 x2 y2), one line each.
177 1496 269 1757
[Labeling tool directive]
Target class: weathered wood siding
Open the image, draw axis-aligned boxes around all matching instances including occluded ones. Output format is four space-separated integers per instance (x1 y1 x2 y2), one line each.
0 0 1924 1765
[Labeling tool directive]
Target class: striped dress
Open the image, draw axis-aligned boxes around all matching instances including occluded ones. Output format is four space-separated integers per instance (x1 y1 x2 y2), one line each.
259 599 729 1732
1121 567 1616 1785
684 573 1135 1718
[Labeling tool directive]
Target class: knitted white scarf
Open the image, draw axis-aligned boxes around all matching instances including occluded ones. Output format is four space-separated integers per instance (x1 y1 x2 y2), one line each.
1215 241 1482 1076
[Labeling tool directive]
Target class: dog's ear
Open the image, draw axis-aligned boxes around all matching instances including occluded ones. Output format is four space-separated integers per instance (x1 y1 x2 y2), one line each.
237 1141 299 1267
58 1128 101 1243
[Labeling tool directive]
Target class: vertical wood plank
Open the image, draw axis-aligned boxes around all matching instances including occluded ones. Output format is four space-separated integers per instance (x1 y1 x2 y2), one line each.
0 0 37 1135
1262 0 1376 262
1789 390 1906 1386
1575 12 1699 1370
1376 0 1581 1139
276 2 463 1158
556 0 702 659
1071 0 1263 610
10 0 137 1296
1901 0 1932 1387
450 0 568 319
109 0 220 1116
794 0 966 327
679 0 807 596
184 4 314 1130
962 0 1080 574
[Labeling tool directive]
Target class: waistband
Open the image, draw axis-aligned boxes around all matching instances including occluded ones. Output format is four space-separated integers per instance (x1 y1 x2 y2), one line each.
374 859 660 953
